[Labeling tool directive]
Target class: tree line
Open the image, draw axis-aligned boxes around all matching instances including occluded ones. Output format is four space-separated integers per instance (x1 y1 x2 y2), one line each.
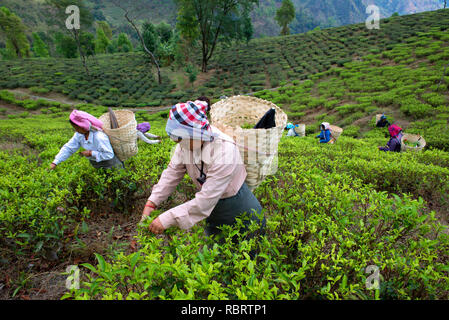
0 0 300 77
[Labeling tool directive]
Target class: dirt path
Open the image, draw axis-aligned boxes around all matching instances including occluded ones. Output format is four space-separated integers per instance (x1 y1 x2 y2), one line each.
0 89 172 116
9 88 82 106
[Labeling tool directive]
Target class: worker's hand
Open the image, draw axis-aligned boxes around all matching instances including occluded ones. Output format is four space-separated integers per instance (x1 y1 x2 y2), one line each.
140 201 156 223
49 163 57 170
80 150 92 157
148 217 165 234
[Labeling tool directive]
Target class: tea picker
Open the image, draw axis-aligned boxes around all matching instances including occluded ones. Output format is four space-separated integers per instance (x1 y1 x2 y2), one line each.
109 108 161 145
142 96 282 242
316 122 332 143
378 124 403 153
376 114 390 128
136 122 161 145
97 108 167 167
50 110 124 170
285 123 305 137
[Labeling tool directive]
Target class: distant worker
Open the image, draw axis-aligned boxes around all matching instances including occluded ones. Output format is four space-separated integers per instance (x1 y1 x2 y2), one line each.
379 124 403 153
285 123 300 137
376 114 390 128
316 122 332 144
50 110 124 170
136 122 161 144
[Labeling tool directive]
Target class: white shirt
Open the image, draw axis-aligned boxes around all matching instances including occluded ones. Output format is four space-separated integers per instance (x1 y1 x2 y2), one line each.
287 128 298 137
53 130 115 165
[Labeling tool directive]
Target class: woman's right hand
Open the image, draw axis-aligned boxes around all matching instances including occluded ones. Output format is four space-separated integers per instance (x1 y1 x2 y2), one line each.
140 201 156 223
49 163 57 170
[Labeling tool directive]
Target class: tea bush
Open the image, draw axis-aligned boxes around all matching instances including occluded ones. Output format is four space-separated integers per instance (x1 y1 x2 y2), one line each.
2 8 449 301
63 136 449 300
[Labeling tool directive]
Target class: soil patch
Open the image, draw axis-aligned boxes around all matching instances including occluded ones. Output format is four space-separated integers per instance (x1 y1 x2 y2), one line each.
0 177 196 300
9 88 81 106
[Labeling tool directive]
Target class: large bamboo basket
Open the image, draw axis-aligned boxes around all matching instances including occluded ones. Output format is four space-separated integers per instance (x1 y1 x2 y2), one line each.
401 133 426 152
294 124 306 137
99 110 138 162
210 95 288 191
328 125 343 144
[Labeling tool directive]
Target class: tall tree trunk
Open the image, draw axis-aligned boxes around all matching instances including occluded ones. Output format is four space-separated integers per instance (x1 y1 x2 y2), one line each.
124 12 161 84
11 40 22 59
73 29 90 76
202 46 208 73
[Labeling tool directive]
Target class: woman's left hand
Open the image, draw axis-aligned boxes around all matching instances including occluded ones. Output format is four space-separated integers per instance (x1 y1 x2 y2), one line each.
149 217 165 234
80 150 92 157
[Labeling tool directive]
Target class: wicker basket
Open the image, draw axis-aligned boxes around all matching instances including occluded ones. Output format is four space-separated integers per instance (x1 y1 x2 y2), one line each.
401 133 426 152
99 110 138 162
328 125 343 144
210 95 287 191
294 124 306 137
375 114 383 123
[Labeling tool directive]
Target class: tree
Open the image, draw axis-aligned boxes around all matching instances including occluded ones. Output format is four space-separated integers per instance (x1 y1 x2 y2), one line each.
184 63 198 87
242 10 254 44
142 22 176 66
97 20 112 40
275 0 295 36
142 22 160 54
80 31 95 58
175 0 259 72
110 0 162 84
45 0 94 75
95 27 110 54
32 32 50 58
290 8 319 34
116 33 133 52
0 7 30 59
55 32 78 58
155 22 173 43
158 40 176 66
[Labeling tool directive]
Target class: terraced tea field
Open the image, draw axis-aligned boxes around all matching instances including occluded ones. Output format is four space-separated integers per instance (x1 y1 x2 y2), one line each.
0 8 449 301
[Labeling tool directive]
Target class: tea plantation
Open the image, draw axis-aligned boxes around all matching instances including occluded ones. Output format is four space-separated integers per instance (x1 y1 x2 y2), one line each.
0 9 449 300
1 9 449 107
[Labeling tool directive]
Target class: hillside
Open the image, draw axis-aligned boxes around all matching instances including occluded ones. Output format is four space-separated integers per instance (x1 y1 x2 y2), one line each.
0 0 443 40
1 9 448 106
1 8 449 301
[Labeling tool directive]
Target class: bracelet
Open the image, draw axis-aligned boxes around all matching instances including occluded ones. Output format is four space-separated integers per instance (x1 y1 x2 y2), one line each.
145 203 156 209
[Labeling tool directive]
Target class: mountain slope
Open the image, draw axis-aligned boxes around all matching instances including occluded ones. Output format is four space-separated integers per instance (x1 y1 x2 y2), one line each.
0 0 443 40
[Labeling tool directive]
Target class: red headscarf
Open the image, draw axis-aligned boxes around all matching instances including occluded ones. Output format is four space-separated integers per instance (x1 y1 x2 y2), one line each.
388 124 402 137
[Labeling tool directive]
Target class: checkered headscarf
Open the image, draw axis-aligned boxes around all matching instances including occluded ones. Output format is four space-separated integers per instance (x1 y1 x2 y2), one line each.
169 100 210 130
166 100 217 141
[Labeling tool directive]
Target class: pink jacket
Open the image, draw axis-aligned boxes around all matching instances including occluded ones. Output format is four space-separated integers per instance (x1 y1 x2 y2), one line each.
148 126 247 230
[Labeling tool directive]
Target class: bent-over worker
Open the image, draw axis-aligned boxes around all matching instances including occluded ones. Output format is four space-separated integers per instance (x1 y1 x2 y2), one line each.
50 110 123 170
141 97 266 239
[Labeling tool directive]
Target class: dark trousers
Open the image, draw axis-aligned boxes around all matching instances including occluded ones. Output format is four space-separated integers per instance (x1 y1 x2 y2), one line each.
205 182 266 239
89 155 124 169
